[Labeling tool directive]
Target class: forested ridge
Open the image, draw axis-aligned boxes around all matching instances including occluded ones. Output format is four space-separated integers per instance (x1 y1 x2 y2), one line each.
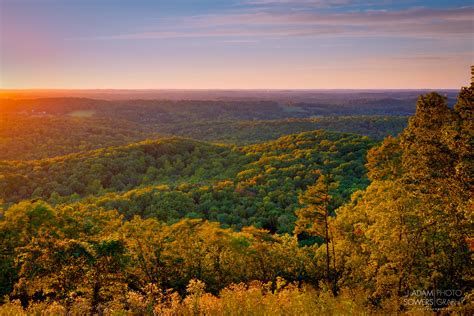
0 85 472 314
0 137 245 203
1 131 373 234
0 94 410 161
0 114 405 161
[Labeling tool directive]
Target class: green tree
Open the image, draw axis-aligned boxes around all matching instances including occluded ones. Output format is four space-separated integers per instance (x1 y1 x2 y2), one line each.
294 172 338 293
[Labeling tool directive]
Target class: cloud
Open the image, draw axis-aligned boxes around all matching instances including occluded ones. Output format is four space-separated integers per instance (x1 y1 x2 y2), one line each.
242 0 365 6
219 39 260 43
77 6 474 40
389 53 473 61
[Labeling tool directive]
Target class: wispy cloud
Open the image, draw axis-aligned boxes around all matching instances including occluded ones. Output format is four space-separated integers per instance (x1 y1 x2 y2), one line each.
389 52 473 61
75 6 473 41
219 39 260 43
241 0 374 7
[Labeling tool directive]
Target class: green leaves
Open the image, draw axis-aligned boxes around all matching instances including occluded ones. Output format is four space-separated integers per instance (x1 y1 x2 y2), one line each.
333 86 473 309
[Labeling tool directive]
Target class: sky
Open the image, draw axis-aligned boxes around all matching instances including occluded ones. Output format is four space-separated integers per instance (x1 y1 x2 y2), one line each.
0 0 473 89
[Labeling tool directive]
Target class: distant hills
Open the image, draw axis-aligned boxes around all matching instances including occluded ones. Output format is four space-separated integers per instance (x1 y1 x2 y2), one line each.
0 88 460 102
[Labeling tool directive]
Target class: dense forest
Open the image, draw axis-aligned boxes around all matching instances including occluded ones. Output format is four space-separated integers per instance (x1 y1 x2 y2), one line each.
0 114 405 161
0 95 408 161
0 85 472 314
1 131 373 234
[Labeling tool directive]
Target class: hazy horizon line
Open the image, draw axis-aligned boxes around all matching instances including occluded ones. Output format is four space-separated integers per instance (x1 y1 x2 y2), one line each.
0 87 463 92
